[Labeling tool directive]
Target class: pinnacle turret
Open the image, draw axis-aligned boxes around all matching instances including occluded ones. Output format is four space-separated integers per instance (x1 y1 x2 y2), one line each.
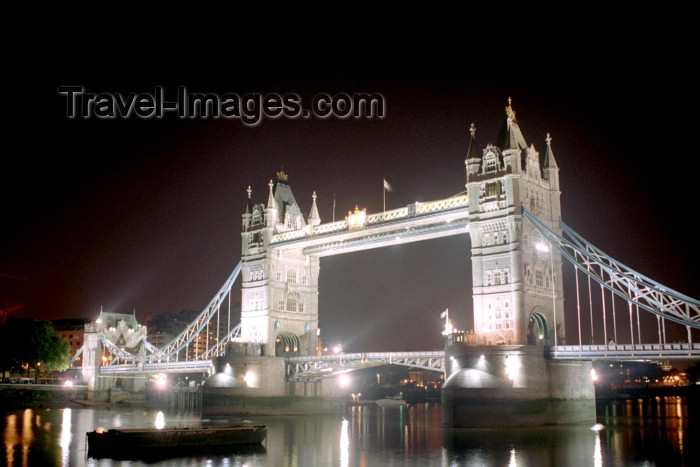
308 191 321 226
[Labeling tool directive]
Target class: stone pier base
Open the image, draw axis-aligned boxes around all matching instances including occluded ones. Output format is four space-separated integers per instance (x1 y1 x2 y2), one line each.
201 355 348 415
441 345 595 427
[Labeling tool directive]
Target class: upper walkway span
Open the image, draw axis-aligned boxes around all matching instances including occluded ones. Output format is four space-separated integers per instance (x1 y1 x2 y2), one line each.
269 194 470 256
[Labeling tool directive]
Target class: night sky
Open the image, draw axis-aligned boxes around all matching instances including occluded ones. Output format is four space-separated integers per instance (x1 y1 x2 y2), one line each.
4 17 699 353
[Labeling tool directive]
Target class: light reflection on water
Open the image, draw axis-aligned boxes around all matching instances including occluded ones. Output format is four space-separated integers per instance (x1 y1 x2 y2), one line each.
0 398 696 466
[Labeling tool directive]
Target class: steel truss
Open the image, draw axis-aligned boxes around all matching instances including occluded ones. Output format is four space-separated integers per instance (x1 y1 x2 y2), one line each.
285 351 445 380
522 208 700 329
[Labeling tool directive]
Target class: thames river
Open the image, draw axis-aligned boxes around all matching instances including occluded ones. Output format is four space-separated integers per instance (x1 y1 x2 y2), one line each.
1 397 697 466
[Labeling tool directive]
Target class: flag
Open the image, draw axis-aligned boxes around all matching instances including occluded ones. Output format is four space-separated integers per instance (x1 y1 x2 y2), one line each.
440 310 447 319
383 178 393 192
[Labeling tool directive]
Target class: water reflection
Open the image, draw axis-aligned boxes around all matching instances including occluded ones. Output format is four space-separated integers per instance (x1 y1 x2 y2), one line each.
154 411 165 429
59 408 71 467
340 417 349 467
0 398 696 466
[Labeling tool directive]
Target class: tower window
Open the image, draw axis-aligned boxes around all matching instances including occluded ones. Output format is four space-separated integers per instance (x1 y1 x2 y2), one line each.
486 183 498 197
287 269 297 284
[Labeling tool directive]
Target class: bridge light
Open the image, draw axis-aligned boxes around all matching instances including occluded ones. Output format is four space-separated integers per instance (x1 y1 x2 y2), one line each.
504 355 520 382
347 206 366 229
590 368 598 382
155 375 168 389
154 411 166 429
535 242 549 253
338 373 351 388
244 371 258 387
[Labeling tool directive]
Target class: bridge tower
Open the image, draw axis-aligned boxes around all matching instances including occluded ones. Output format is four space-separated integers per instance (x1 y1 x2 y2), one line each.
240 170 321 357
465 99 565 345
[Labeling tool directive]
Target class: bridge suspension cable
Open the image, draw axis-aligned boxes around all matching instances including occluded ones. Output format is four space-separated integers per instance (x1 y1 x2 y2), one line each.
147 260 243 362
522 208 700 335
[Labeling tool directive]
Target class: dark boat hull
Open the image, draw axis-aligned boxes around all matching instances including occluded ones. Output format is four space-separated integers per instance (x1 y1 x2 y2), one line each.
86 425 267 459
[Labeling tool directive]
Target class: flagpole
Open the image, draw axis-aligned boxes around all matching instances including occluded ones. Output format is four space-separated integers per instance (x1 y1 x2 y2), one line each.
383 183 386 212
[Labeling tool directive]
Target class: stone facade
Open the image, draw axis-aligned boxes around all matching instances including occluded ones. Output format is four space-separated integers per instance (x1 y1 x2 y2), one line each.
465 100 565 346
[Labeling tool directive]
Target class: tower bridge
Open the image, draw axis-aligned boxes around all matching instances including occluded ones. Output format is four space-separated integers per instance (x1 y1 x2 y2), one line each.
74 100 700 425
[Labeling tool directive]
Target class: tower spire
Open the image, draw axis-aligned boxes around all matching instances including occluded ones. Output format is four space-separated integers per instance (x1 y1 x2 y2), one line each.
266 179 277 209
308 191 321 226
543 133 558 170
245 185 253 214
465 122 481 184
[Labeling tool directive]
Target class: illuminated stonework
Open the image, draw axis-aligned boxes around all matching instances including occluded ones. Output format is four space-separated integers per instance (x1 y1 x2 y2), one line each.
466 99 564 345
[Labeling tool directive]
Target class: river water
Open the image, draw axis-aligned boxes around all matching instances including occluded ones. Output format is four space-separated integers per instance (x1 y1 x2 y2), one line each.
1 397 697 466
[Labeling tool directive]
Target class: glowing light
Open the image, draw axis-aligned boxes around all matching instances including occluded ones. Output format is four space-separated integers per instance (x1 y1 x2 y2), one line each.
593 429 602 467
347 205 367 229
60 408 71 467
509 446 517 467
340 418 349 467
590 369 598 382
154 411 166 429
504 355 520 382
244 371 258 387
442 319 454 335
63 380 73 387
155 376 168 389
338 373 351 388
535 242 549 253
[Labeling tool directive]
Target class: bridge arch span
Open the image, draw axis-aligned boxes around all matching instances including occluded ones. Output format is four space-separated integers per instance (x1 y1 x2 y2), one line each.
527 309 551 345
275 331 301 357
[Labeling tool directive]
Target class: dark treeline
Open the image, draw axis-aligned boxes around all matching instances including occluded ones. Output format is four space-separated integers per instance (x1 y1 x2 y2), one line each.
0 318 70 381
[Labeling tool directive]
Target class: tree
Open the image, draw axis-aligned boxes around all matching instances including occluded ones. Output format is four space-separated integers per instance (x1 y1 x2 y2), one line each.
0 318 70 380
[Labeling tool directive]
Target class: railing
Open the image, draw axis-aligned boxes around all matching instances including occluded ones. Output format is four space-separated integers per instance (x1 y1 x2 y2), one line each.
285 351 445 380
548 343 700 359
99 359 214 374
270 194 469 244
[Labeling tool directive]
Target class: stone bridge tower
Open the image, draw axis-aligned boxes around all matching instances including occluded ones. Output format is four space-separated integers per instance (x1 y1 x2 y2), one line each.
465 99 565 346
240 171 321 357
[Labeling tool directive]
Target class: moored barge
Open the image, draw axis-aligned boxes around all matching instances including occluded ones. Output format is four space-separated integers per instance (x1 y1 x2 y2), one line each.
86 424 267 458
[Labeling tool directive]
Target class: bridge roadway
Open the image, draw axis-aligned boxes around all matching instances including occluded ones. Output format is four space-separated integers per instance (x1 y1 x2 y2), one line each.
269 194 471 255
95 345 700 378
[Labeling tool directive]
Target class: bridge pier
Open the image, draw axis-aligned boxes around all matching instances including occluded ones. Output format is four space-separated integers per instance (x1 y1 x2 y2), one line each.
442 342 595 427
201 355 347 415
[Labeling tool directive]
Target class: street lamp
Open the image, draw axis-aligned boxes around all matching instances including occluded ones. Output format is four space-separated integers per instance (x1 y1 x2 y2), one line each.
334 343 343 368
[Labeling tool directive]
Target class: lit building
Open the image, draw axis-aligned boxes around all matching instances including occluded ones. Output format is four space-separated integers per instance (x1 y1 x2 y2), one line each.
52 318 90 367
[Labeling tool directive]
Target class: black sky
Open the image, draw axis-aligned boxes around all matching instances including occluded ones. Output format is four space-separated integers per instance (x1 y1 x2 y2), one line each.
4 15 699 352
